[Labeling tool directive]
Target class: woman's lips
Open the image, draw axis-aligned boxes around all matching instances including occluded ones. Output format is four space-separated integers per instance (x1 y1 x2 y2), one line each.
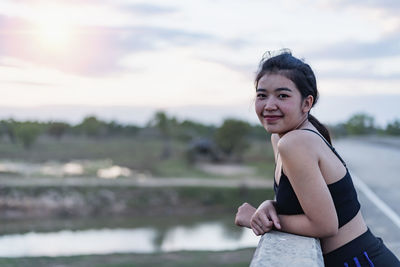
263 115 282 122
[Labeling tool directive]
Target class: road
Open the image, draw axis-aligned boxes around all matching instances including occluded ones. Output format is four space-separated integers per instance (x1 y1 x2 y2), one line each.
335 136 400 257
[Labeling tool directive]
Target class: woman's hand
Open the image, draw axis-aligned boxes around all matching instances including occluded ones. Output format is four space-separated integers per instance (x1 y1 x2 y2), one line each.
250 200 281 236
235 202 257 228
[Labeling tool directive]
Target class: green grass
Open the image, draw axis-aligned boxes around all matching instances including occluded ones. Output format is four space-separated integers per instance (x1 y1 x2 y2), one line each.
0 136 275 179
0 248 256 267
242 139 275 179
152 158 215 178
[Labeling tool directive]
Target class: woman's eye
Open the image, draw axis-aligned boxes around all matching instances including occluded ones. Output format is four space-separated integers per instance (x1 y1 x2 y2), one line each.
257 93 266 98
278 94 289 99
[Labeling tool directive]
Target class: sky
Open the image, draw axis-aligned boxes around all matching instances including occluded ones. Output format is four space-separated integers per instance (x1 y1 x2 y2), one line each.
0 0 399 126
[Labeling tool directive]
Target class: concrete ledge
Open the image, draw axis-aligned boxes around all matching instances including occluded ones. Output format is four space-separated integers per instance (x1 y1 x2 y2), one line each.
250 230 324 267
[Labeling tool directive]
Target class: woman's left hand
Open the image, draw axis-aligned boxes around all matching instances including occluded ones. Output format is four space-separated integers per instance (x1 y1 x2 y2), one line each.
250 200 281 236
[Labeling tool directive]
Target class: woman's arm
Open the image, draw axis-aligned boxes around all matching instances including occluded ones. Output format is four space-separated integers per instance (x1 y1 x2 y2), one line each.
235 202 257 228
237 200 337 238
276 131 338 237
277 213 336 238
238 132 338 238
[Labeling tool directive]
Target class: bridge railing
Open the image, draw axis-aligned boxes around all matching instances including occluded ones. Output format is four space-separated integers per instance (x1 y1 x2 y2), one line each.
250 230 324 267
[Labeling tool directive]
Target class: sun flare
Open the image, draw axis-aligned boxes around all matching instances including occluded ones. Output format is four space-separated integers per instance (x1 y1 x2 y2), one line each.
38 21 71 47
34 6 74 50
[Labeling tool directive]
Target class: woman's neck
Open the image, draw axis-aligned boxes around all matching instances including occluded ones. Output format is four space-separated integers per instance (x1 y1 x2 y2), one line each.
278 115 311 138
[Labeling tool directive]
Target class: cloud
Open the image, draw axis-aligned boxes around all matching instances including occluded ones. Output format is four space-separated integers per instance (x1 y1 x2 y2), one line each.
4 0 178 15
0 80 55 87
122 3 178 15
306 32 400 60
197 56 255 77
348 0 400 10
318 70 400 81
0 15 214 76
326 0 400 11
222 38 252 50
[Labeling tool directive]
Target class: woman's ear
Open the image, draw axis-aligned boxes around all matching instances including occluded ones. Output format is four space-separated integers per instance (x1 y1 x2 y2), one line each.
302 95 314 113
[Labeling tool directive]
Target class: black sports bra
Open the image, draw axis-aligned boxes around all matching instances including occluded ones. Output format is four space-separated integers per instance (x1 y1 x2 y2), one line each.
273 129 361 228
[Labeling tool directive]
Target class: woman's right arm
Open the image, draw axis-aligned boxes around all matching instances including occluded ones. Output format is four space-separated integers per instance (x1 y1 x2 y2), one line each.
235 202 257 228
235 201 281 235
235 134 281 231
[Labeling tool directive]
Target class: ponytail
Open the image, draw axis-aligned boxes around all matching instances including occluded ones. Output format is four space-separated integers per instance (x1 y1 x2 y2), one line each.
308 114 332 145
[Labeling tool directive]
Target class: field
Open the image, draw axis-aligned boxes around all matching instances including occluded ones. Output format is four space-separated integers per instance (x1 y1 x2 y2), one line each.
0 135 276 266
0 135 275 179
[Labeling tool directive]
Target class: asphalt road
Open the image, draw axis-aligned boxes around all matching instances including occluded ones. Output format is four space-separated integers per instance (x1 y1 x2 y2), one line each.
335 136 400 258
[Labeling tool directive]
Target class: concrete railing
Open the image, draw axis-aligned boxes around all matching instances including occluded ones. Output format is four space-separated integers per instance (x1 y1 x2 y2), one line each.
250 230 324 267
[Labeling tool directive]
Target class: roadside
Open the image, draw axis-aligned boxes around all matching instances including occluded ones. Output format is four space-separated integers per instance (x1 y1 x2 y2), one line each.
335 136 400 257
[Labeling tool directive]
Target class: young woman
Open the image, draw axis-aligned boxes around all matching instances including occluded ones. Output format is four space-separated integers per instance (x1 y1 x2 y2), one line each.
235 50 400 266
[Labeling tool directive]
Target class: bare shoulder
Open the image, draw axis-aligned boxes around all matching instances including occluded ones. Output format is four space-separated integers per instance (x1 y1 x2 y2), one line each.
277 130 318 156
271 133 280 147
271 134 280 158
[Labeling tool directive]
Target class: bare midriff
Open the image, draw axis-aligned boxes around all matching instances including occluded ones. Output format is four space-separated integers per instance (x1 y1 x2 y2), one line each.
320 210 368 254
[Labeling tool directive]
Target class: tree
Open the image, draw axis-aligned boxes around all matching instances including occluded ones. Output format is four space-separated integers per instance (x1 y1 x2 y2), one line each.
152 111 173 159
327 123 347 138
122 125 140 136
14 122 42 149
214 119 251 161
47 122 70 139
248 124 270 140
76 116 106 137
0 119 17 143
153 111 170 134
386 119 400 135
344 113 375 135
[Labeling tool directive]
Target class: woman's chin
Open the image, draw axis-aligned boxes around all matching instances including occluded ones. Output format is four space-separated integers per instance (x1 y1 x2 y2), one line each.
263 124 280 133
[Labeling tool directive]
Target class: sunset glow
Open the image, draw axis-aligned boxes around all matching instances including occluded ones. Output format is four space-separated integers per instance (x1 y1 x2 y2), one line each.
0 0 399 125
34 6 74 50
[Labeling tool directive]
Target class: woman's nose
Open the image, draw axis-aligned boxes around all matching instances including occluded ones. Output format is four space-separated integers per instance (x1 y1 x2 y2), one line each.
264 98 277 110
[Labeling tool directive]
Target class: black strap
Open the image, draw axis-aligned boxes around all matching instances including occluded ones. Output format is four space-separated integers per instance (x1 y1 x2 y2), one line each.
300 129 347 168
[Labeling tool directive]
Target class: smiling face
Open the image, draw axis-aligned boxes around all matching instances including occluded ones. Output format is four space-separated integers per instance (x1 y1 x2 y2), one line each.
255 73 312 135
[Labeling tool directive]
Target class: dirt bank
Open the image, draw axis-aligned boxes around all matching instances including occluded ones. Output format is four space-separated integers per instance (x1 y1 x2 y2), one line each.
0 179 274 220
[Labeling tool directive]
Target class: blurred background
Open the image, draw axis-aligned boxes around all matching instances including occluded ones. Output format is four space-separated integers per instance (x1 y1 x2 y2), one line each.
0 0 399 266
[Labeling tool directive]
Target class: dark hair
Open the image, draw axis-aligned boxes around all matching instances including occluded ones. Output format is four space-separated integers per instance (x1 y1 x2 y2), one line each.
255 49 332 144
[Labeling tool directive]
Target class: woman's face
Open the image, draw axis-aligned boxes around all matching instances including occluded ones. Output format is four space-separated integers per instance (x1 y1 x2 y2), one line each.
255 73 309 135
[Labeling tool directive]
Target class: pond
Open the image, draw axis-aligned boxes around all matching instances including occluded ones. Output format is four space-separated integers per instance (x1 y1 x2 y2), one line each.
0 215 259 257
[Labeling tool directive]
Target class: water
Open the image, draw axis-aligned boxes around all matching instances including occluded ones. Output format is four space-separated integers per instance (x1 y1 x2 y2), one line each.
0 159 133 179
0 216 259 257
